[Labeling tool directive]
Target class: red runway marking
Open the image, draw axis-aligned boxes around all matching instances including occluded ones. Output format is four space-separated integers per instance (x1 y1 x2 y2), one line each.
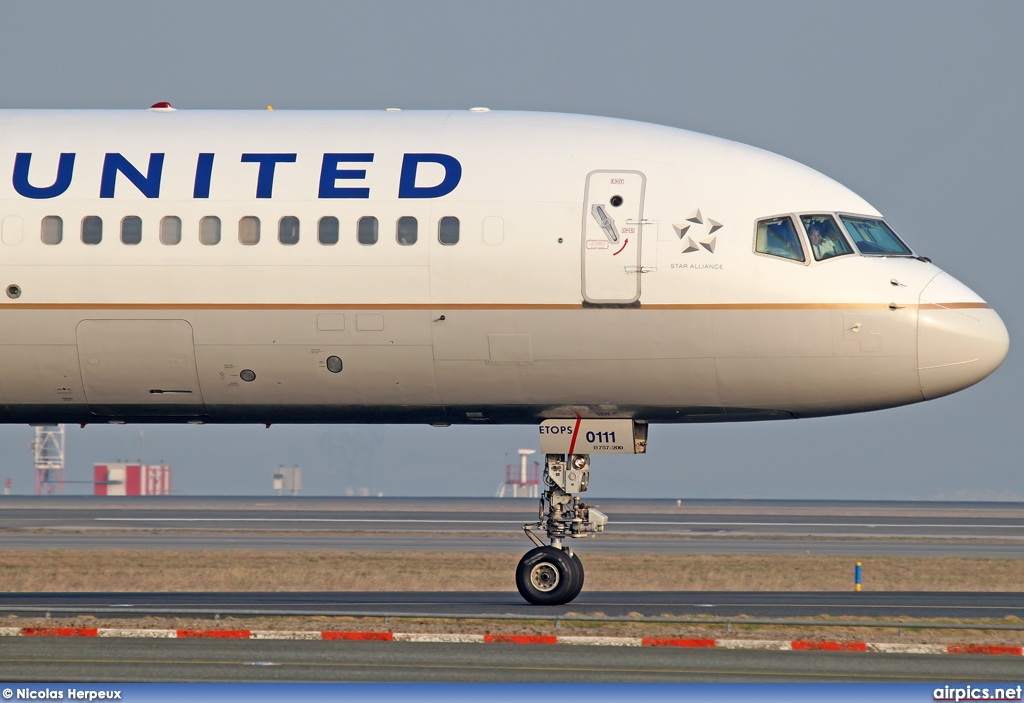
22 627 98 637
947 644 1023 656
642 637 716 648
176 629 250 639
485 634 557 645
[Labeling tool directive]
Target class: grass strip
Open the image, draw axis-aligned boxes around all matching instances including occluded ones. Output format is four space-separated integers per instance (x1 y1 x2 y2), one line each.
0 551 1021 592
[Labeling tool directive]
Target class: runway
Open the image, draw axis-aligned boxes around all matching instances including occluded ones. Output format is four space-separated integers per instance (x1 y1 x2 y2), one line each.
3 497 1024 551
4 591 1024 620
1 638 1022 682
4 532 1024 556
3 496 1022 681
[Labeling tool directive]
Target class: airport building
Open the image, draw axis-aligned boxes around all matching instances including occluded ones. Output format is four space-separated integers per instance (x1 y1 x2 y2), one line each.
93 463 171 496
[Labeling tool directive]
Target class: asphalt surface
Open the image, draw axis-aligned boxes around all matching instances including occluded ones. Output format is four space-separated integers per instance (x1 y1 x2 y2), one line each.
3 497 1022 681
4 591 1024 620
1 639 1022 682
3 497 1024 556
2 533 1022 556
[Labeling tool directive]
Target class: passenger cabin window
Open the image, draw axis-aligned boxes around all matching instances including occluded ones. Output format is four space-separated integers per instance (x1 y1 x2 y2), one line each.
160 216 181 245
81 216 102 245
41 216 62 245
318 216 339 245
239 216 260 245
121 216 142 245
279 216 299 245
200 216 221 245
358 216 378 245
396 216 417 245
438 216 460 245
801 214 852 261
839 216 913 256
755 216 804 262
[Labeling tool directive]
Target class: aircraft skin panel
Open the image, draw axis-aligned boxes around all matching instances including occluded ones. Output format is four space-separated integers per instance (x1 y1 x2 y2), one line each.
715 356 923 412
427 201 582 306
0 109 1006 425
433 357 721 409
195 343 440 407
0 343 84 409
0 305 925 421
430 309 716 361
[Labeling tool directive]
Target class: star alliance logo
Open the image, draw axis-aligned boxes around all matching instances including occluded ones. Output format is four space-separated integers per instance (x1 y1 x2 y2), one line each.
673 209 723 254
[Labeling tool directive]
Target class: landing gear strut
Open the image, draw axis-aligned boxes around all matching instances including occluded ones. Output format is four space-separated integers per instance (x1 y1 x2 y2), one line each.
517 453 607 605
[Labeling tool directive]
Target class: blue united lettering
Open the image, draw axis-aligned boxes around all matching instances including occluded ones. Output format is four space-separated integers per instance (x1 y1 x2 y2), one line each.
100 153 164 198
10 152 462 200
12 153 75 199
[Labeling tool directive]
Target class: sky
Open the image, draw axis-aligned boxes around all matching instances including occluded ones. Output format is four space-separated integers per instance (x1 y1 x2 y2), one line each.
0 1 1020 500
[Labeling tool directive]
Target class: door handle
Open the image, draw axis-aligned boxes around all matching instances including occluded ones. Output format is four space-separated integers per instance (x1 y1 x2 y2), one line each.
591 205 619 243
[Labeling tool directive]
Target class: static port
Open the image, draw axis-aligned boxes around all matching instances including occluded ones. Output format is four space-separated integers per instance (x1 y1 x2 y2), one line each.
240 369 256 382
326 355 343 373
6 284 21 299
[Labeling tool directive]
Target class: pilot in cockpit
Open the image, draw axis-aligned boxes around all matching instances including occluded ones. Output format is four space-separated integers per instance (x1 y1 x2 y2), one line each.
805 217 852 261
807 222 836 259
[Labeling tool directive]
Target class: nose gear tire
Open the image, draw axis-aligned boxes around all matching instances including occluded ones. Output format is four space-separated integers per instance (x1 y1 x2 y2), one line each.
515 546 579 605
567 552 585 601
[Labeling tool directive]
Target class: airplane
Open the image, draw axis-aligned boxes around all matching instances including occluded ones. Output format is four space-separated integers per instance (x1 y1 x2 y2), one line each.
0 104 1009 604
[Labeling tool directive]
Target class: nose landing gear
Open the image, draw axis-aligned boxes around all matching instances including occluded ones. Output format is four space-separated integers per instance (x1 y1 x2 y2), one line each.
518 453 607 605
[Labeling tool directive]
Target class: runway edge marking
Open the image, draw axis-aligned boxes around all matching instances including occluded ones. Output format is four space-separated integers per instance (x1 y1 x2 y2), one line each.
0 627 1020 655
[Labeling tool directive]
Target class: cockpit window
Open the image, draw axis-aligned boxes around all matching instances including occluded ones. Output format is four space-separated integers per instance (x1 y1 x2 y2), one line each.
801 214 853 261
839 216 912 256
755 216 805 262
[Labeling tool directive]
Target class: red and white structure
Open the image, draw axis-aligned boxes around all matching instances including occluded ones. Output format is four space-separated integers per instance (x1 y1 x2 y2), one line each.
496 449 540 498
93 464 171 496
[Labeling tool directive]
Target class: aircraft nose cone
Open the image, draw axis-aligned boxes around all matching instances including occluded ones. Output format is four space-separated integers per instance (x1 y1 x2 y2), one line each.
918 273 1009 400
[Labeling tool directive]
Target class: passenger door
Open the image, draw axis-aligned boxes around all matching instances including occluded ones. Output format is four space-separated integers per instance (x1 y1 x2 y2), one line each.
581 171 645 305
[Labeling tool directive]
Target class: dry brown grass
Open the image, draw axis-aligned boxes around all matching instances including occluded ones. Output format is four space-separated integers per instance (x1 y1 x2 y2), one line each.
0 551 1021 592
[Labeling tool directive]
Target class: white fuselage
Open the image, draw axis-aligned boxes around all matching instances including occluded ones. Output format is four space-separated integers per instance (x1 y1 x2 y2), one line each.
0 109 1008 425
